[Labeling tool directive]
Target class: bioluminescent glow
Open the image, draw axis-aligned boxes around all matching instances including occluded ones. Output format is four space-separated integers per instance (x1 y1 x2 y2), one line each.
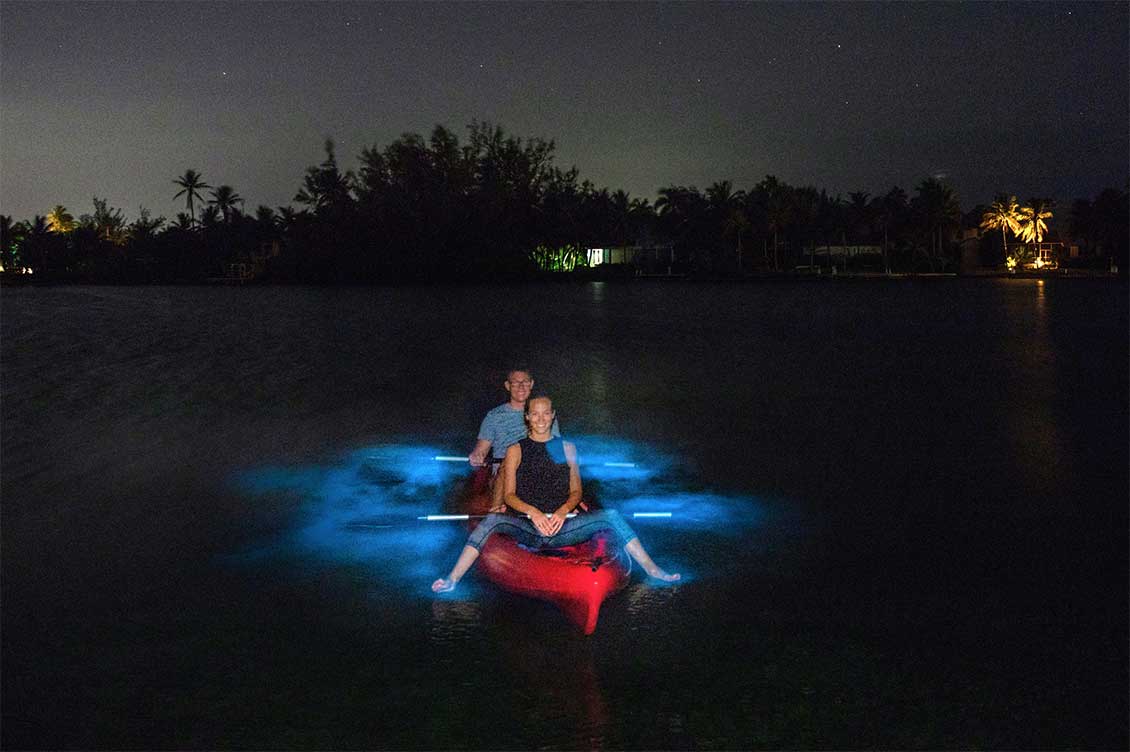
565 433 676 484
231 435 763 591
614 492 763 534
417 513 580 521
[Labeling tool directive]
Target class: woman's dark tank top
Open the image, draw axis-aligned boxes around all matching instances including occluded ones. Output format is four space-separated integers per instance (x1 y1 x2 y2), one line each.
515 437 570 514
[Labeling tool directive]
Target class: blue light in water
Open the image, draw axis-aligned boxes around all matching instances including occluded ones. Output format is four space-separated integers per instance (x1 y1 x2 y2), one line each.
614 492 762 534
233 442 477 586
565 433 676 483
230 436 765 591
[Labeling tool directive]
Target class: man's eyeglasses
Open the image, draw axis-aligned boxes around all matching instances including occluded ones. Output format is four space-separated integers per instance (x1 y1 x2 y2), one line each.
509 380 533 387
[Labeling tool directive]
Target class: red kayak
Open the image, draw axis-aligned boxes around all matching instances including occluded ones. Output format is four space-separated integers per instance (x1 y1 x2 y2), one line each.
460 467 631 635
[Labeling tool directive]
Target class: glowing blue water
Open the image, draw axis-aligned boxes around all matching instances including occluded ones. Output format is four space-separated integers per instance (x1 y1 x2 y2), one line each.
234 434 764 589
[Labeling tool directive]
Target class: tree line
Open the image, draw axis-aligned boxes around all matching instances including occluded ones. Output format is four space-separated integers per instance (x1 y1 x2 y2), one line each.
2 122 1126 283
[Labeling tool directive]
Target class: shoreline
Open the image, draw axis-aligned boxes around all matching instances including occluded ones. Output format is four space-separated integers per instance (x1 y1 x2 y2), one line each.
1 268 1122 287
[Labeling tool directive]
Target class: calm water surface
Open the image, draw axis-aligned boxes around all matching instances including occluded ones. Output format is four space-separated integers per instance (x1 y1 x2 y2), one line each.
2 280 1127 749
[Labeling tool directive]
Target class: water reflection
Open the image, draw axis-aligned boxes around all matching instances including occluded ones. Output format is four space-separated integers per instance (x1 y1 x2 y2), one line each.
998 281 1063 487
590 280 606 305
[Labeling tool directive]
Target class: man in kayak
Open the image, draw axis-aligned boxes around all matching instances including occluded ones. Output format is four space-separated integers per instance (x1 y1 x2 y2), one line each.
433 395 678 592
468 367 558 511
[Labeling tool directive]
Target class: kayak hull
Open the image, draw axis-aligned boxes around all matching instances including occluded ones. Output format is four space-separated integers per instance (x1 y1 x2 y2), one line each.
478 531 630 635
461 467 630 634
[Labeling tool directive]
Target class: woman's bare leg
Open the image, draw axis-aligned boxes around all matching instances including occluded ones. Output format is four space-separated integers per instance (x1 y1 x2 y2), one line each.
431 545 481 592
625 538 680 582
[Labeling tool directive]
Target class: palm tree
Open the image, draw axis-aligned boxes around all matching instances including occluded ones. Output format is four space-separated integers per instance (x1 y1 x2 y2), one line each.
748 176 794 270
295 139 354 213
706 180 747 271
608 189 634 248
980 194 1021 262
21 216 53 275
254 205 277 228
1068 198 1095 255
198 205 221 228
173 169 210 227
655 185 707 269
46 205 76 234
1015 198 1053 268
872 186 908 273
912 178 961 270
209 185 243 223
1016 199 1052 244
846 191 873 244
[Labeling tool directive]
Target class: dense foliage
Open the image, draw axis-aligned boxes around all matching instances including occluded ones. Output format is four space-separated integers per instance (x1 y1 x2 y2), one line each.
2 123 1126 282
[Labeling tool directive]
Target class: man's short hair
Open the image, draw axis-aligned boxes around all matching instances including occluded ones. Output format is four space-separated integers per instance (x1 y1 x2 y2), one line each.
506 367 532 381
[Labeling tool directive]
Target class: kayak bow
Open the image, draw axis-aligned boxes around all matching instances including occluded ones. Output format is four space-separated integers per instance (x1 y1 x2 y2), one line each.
460 466 630 634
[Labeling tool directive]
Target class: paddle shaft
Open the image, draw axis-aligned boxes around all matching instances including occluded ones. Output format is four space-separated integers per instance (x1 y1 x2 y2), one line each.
433 455 636 468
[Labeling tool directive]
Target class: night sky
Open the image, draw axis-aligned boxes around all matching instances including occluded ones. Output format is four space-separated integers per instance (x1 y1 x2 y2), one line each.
2 1 1126 223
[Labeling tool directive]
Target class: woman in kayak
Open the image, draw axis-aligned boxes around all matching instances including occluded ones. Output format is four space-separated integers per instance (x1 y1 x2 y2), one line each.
432 395 679 592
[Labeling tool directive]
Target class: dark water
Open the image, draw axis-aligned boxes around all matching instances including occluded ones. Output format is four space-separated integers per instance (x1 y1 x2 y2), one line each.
2 280 1127 749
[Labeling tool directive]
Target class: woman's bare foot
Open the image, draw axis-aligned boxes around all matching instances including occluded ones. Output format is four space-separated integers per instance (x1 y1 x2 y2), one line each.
431 578 457 593
625 539 680 583
644 566 680 582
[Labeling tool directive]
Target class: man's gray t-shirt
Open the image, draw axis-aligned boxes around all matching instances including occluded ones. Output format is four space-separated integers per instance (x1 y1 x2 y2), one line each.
477 403 561 459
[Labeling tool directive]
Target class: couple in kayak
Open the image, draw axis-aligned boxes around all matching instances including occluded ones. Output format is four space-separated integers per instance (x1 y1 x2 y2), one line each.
432 368 679 592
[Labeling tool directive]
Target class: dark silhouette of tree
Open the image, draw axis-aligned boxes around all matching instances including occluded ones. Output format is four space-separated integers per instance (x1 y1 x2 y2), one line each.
656 185 709 271
296 139 354 213
1088 187 1128 269
252 205 279 247
79 197 127 244
463 121 558 275
751 176 793 270
129 207 165 241
873 187 909 273
199 205 221 229
173 169 210 227
209 185 244 223
846 191 873 244
1068 198 1095 256
8 119 1127 283
788 185 821 269
21 215 67 276
1 215 22 271
912 178 961 271
706 180 747 271
607 189 635 248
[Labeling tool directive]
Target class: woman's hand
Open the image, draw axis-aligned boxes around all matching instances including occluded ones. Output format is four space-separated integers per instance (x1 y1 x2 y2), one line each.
529 511 557 536
547 511 567 536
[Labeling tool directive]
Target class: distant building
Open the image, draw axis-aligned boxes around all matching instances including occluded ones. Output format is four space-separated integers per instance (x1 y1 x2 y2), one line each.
808 244 884 271
810 244 883 259
587 245 677 275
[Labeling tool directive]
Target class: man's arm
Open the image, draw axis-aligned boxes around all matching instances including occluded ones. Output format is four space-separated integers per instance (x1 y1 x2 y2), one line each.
468 439 492 467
